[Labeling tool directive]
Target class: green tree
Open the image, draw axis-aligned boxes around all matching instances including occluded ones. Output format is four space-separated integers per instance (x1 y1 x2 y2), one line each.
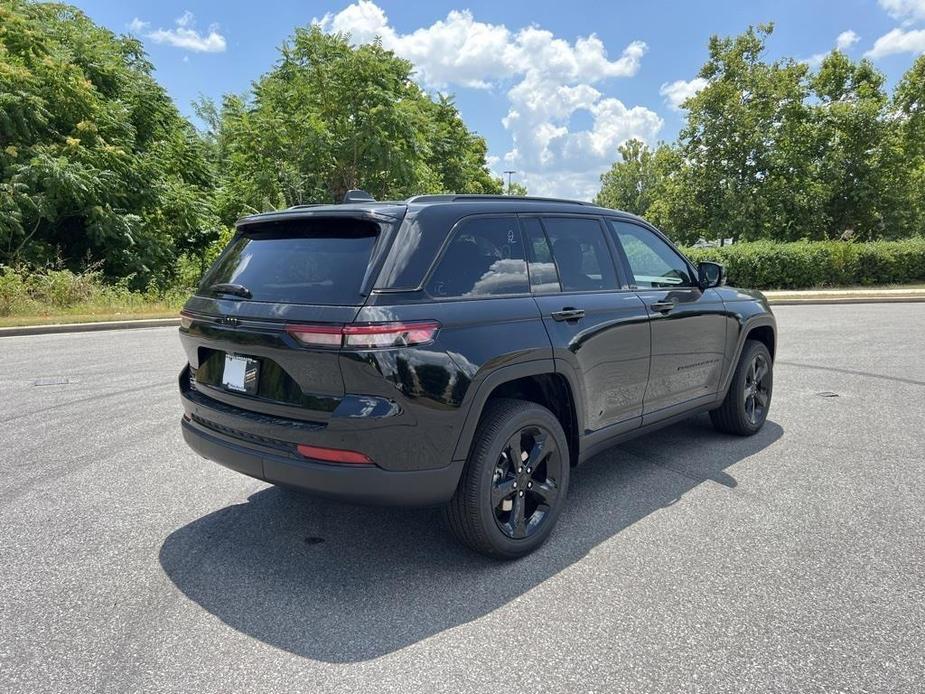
806 52 890 239
884 56 925 238
423 94 501 195
0 0 217 286
595 139 658 216
203 27 500 224
595 140 704 244
507 181 528 196
642 145 706 245
679 24 811 242
596 28 925 244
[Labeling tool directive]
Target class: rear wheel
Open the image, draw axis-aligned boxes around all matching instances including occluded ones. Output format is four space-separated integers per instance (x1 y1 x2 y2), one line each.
444 398 570 559
710 339 773 436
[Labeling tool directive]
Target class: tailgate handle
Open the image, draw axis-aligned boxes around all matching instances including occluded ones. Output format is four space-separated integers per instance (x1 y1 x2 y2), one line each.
551 307 585 322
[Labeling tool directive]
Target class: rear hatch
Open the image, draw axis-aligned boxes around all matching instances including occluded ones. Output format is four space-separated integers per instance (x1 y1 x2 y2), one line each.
179 212 399 423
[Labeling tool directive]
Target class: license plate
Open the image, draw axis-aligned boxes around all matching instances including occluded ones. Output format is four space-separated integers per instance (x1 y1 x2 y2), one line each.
222 354 260 395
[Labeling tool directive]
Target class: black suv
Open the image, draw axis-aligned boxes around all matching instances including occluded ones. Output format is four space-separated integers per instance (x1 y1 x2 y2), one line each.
179 193 775 558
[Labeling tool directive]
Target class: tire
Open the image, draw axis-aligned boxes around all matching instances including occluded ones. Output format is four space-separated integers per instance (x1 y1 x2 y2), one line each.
710 339 773 436
443 398 570 559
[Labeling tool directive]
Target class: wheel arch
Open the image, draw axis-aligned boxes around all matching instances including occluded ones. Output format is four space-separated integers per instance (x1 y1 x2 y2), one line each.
452 361 581 466
746 324 776 360
719 314 777 397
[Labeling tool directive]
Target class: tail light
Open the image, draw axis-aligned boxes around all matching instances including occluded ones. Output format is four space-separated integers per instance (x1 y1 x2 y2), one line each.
287 321 439 349
343 321 440 348
285 324 344 347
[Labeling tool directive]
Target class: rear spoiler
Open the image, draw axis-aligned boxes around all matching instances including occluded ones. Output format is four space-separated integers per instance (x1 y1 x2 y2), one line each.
235 206 406 228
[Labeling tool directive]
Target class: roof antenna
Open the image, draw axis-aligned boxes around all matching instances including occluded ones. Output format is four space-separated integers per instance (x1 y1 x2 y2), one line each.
342 189 375 203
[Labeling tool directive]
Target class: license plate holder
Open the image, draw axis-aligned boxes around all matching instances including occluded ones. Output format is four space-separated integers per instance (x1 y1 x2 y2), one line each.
222 354 260 395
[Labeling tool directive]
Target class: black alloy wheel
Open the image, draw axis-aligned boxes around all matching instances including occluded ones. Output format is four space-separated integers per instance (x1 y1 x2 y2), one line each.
710 339 774 436
491 425 563 539
743 351 771 426
444 398 570 558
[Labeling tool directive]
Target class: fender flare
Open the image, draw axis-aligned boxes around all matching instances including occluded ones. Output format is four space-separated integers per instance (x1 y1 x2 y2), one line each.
719 314 777 397
451 359 568 462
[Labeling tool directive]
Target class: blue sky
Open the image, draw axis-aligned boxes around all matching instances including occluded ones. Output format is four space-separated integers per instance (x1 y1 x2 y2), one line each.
74 0 925 199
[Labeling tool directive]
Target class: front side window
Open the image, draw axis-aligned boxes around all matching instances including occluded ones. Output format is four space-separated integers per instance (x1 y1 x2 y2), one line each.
426 216 528 298
542 217 618 292
609 220 694 288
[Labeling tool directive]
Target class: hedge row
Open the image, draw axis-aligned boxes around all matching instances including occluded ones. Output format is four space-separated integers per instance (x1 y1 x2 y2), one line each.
680 239 925 290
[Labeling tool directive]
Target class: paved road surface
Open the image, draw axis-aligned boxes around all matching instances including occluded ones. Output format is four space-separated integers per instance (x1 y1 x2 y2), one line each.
1 304 923 693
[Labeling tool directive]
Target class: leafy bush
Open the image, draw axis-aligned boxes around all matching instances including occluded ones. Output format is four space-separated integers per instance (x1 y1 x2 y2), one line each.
28 269 100 307
682 239 925 289
0 1 219 288
0 266 36 315
0 265 186 317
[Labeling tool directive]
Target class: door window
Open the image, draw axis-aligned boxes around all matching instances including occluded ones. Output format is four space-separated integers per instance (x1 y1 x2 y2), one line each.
426 216 528 298
542 217 618 292
608 221 694 288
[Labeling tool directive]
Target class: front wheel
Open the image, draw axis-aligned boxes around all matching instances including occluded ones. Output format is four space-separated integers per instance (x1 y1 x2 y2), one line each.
443 398 570 559
710 339 773 436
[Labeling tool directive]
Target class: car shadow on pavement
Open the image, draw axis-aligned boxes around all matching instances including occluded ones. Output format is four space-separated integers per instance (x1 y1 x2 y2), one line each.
159 414 783 663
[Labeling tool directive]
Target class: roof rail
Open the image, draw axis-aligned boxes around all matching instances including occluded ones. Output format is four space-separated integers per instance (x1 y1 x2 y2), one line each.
287 204 324 210
405 194 592 206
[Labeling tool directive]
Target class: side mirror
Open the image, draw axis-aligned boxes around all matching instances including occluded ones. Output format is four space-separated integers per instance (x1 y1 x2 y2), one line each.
698 261 726 289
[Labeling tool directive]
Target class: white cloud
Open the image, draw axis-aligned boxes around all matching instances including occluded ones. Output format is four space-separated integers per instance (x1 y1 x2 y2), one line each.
867 1 925 58
866 27 925 57
314 4 646 90
836 30 861 51
313 1 658 199
659 77 707 110
879 0 925 23
130 11 226 53
802 29 862 66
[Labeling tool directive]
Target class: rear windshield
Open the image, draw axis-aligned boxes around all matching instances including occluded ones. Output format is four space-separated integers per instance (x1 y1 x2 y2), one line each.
199 218 379 305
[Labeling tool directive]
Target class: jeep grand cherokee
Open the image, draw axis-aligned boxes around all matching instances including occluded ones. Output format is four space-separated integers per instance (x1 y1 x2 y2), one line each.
178 193 776 558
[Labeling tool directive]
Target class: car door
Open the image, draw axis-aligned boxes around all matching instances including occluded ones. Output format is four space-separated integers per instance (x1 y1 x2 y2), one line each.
607 219 727 420
523 215 650 435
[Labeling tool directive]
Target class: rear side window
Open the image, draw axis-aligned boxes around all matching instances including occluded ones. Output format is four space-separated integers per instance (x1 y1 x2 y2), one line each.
200 218 378 305
608 220 694 288
542 217 618 292
426 216 528 298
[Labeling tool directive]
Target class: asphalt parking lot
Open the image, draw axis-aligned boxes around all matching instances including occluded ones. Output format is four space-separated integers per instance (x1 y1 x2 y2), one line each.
1 303 923 693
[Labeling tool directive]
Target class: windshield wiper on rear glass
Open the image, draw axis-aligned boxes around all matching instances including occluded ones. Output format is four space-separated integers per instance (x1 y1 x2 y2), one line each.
208 282 252 299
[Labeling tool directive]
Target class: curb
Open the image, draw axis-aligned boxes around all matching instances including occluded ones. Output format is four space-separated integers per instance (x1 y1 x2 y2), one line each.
764 291 925 305
2 292 924 336
0 317 180 338
768 296 925 305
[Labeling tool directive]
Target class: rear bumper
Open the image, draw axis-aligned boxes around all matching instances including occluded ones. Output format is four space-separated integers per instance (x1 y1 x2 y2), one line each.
180 416 462 506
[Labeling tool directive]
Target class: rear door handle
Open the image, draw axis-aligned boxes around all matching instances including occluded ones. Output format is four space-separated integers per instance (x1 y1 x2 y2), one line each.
649 301 675 313
551 308 585 322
